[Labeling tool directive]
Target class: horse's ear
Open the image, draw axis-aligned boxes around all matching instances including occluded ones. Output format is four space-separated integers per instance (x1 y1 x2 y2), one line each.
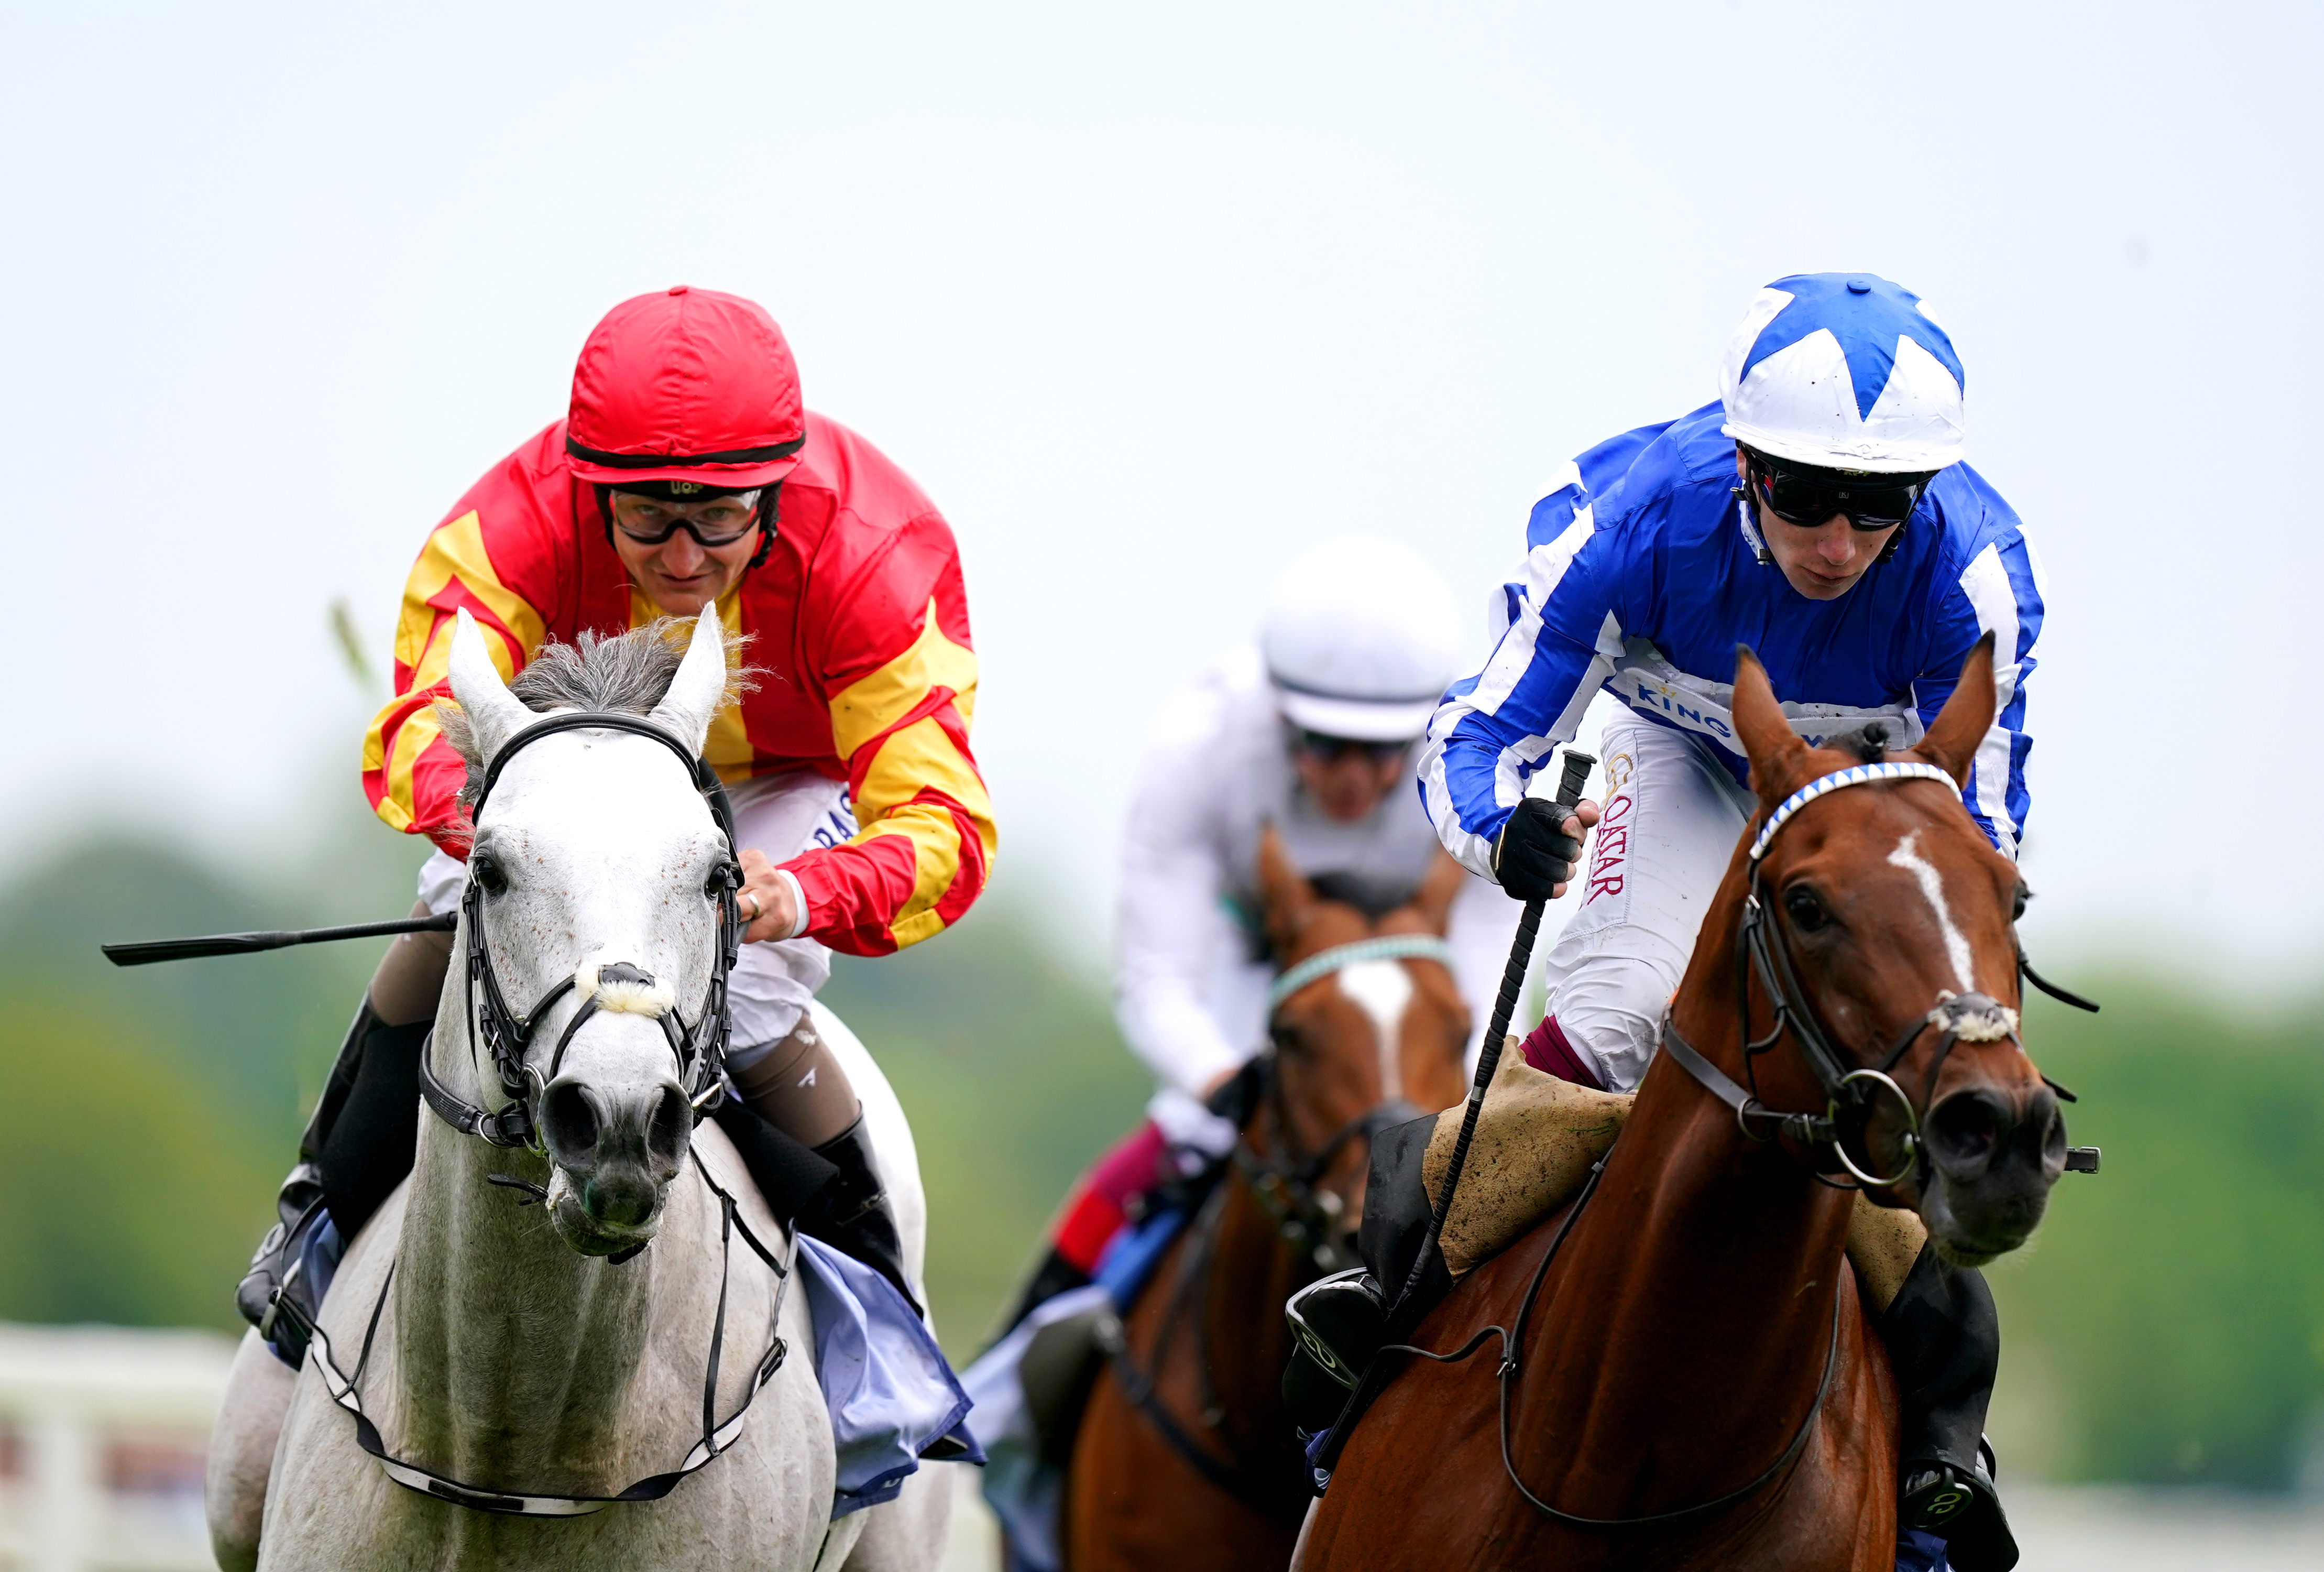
1255 823 1316 957
648 609 729 756
1731 644 1810 805
1406 851 1467 938
447 608 532 765
1912 632 1998 789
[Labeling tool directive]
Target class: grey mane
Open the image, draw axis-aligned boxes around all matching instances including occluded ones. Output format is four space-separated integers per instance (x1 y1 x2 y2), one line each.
436 618 754 803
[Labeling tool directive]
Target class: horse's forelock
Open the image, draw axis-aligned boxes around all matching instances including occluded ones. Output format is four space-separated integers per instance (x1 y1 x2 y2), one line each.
433 619 754 805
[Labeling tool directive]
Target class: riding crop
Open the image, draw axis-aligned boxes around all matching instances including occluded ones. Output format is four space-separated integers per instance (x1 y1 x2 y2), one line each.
101 911 458 966
1385 747 1595 1326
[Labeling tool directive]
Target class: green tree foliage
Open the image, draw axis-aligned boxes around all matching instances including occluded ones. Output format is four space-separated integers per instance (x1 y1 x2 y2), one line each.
1991 988 2324 1490
821 913 1152 1355
0 996 275 1325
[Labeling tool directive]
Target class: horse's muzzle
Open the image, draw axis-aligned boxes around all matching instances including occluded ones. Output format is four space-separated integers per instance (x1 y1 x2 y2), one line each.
1918 1082 2067 1264
540 1076 693 1249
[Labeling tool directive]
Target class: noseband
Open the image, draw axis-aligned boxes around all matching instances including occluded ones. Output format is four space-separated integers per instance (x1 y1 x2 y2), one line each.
414 710 744 1153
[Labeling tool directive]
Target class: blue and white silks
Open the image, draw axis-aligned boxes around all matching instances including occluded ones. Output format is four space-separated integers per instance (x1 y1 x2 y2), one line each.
279 1215 978 1518
1418 401 2045 875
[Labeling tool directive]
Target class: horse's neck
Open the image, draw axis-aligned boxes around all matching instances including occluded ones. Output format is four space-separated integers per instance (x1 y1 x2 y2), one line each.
386 971 695 1489
1525 880 1857 1469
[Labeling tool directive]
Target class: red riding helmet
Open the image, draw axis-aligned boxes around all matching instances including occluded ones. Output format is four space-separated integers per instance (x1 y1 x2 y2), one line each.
564 286 806 488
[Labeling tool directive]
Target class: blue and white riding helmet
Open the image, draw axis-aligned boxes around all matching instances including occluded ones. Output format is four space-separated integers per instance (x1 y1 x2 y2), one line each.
1718 273 1967 474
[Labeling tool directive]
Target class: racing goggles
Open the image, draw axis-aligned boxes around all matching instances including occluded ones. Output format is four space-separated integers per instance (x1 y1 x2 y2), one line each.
608 488 765 548
1295 730 1410 766
1745 450 1933 532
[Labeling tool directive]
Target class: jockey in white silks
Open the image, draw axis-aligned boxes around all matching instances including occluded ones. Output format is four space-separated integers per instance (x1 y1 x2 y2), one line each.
1412 274 2045 1572
1014 536 1519 1311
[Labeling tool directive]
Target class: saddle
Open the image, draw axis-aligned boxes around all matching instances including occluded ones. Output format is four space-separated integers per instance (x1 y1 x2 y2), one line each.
1282 1053 1632 1463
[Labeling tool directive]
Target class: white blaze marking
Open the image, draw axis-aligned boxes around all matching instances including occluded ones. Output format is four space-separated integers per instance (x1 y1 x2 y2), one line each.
1886 830 1976 994
1334 959 1414 1100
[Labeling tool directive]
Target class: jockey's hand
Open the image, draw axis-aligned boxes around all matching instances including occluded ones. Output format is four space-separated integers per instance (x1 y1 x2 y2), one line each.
1493 796 1603 901
736 848 801 943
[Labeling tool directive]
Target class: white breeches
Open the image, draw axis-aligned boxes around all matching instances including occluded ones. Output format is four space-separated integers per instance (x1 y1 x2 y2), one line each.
1541 713 1755 1093
418 768 857 1051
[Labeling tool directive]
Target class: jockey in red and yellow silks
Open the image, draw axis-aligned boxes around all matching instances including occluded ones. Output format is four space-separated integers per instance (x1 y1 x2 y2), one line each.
237 287 986 1369
361 412 993 958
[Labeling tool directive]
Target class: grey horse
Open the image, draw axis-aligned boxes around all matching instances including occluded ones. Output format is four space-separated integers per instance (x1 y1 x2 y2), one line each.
206 608 953 1570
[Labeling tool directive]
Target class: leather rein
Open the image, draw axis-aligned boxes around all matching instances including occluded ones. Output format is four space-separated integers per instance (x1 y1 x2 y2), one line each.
305 708 802 1518
1108 932 1448 1511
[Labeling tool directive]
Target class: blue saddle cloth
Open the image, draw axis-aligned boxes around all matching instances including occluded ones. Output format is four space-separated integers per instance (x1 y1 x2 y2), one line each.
795 1233 982 1514
279 1213 979 1516
961 1205 1194 1572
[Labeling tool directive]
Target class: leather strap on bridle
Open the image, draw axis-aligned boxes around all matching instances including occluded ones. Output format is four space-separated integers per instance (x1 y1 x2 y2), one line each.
294 1149 795 1516
332 707 781 1515
446 709 744 1156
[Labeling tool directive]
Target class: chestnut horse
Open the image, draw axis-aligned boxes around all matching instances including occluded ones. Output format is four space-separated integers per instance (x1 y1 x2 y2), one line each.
1299 638 2067 1570
1066 832 1472 1570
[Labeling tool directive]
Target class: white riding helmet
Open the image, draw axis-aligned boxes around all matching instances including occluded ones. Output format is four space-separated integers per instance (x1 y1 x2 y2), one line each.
1260 536 1463 743
1718 272 1967 474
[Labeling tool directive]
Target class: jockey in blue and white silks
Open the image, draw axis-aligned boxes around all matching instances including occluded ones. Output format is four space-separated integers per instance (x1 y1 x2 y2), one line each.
1415 272 2043 1572
1420 276 2045 1101
1422 406 2042 871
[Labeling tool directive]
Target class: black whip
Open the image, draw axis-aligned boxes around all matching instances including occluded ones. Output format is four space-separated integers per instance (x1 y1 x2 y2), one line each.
102 911 458 967
1386 747 1596 1324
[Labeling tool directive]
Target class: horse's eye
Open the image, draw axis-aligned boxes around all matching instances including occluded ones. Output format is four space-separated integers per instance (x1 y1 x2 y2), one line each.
472 852 509 897
705 863 735 901
2012 886 2030 923
1270 1021 1305 1056
1783 886 1829 932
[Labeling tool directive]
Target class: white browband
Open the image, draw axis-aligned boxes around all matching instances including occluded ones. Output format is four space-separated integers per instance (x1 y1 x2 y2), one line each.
1747 762 1959 863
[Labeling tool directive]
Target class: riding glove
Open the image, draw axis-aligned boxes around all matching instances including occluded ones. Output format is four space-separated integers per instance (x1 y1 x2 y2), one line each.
1493 797 1586 901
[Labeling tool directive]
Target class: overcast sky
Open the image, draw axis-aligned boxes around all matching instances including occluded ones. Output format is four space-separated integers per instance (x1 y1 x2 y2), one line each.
3 1 2317 986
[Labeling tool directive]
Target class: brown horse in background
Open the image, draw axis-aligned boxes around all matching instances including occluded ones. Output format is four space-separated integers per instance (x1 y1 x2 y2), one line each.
1300 638 2067 1570
1066 831 1472 1570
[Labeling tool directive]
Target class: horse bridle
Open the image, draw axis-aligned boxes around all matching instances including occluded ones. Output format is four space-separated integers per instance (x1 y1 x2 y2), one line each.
1109 932 1452 1510
414 709 745 1154
1240 933 1451 1272
1660 761 2089 1193
308 707 799 1518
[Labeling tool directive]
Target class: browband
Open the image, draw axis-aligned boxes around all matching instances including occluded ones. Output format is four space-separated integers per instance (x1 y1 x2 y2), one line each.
1748 762 1958 862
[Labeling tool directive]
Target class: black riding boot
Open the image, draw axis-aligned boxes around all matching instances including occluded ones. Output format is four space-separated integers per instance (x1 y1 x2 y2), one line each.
1282 1110 1450 1439
1884 1246 2018 1572
235 1000 430 1367
804 1113 923 1316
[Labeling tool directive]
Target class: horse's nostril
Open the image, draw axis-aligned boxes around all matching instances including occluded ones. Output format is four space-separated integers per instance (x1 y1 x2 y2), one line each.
1923 1089 2008 1180
647 1085 691 1172
541 1081 602 1170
